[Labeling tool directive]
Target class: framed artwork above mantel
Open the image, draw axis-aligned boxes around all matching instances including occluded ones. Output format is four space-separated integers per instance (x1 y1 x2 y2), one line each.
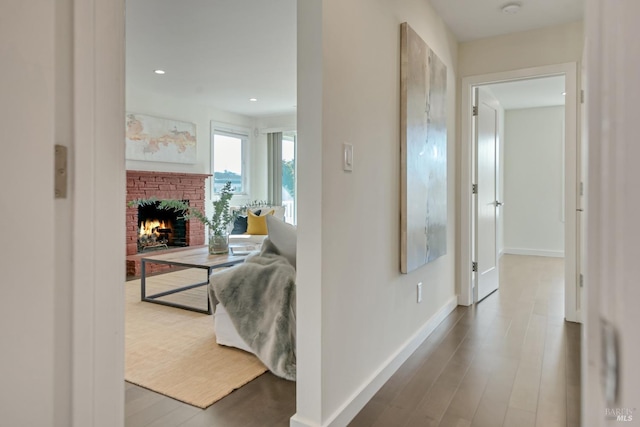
126 113 197 164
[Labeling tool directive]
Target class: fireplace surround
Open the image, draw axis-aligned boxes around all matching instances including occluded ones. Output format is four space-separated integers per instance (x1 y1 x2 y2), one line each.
126 171 211 276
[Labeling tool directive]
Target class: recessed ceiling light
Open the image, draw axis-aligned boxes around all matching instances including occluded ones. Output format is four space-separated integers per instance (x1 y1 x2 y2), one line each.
501 3 521 14
249 98 258 102
154 69 166 75
562 92 567 96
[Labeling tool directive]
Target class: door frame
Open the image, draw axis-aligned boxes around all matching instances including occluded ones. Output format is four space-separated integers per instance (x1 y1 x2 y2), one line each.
459 62 580 323
72 0 126 425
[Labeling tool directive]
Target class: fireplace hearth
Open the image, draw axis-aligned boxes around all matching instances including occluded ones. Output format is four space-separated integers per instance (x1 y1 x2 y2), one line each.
126 171 211 276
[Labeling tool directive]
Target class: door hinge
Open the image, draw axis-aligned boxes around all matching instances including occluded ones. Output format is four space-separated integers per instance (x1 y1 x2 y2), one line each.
580 181 584 196
472 105 478 116
580 89 585 104
472 183 478 194
54 144 68 199
472 261 478 273
580 273 584 288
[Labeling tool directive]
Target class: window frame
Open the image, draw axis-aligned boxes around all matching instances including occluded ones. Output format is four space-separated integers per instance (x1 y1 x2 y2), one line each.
210 122 250 197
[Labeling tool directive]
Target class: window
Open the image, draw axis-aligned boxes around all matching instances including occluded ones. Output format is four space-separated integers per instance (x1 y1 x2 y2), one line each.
211 127 248 194
267 131 297 224
281 132 296 224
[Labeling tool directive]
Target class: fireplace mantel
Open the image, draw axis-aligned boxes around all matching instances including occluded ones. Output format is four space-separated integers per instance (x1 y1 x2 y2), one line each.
126 171 211 276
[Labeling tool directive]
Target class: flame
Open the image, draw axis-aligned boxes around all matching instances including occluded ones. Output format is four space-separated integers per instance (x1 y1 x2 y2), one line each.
139 219 171 237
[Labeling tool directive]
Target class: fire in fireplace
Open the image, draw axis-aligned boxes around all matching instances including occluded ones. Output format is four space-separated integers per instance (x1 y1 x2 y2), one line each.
137 202 188 252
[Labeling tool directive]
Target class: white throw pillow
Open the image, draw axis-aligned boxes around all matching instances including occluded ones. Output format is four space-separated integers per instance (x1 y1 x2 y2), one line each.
266 215 297 268
248 205 285 221
263 205 286 221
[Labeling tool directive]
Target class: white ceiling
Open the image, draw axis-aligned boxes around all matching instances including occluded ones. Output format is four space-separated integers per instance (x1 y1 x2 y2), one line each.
486 75 566 110
126 0 579 118
126 0 296 117
429 0 584 42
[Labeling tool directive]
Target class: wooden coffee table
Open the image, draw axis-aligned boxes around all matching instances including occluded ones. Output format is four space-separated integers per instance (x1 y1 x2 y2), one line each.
140 247 245 314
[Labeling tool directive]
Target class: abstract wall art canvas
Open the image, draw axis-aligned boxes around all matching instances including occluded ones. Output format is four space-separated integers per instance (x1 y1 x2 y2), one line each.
400 22 447 273
126 113 197 163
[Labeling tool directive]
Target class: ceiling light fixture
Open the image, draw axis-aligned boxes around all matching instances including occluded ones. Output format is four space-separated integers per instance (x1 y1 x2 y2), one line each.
562 91 567 96
154 69 166 75
249 98 258 102
501 3 522 14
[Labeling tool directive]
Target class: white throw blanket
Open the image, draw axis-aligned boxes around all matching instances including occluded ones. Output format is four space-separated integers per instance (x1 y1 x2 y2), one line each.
209 238 296 380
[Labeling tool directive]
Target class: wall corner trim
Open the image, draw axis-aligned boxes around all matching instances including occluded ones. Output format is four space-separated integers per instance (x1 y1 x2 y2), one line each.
457 294 472 307
320 296 458 427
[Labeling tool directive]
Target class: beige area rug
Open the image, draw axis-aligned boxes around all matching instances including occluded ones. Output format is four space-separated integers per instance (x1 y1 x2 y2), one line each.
125 268 267 408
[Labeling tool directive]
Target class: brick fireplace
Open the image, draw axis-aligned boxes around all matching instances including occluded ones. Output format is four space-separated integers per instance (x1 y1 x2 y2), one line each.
126 171 211 276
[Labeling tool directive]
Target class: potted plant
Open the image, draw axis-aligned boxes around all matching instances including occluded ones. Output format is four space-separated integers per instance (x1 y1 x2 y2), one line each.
206 181 234 254
129 181 235 254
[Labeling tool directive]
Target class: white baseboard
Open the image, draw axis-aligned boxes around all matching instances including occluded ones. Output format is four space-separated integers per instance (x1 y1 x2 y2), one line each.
503 248 564 258
290 415 317 427
315 296 458 427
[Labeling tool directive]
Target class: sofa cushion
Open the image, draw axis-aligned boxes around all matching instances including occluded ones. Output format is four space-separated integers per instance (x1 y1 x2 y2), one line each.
230 208 265 235
246 209 273 235
228 234 267 245
266 215 297 268
230 215 248 235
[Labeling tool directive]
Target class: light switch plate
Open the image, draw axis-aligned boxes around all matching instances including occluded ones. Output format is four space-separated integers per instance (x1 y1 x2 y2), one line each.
343 143 353 172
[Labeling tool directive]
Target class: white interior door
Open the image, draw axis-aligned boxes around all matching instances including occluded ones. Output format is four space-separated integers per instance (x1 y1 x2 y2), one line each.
475 87 501 302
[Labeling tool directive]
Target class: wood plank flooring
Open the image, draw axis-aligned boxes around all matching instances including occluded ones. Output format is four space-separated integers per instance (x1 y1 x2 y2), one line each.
125 373 295 427
351 255 580 427
125 254 580 426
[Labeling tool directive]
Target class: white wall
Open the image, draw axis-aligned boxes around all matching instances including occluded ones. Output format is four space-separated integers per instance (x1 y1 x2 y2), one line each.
126 88 255 174
126 88 272 210
458 22 584 77
296 0 458 424
504 106 565 257
257 113 297 132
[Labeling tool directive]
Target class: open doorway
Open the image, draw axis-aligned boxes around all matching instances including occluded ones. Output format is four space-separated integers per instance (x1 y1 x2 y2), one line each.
123 0 297 423
489 76 567 260
473 76 567 303
460 63 580 322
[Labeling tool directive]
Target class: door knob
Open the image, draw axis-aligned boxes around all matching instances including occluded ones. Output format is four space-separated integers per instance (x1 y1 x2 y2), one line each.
494 201 504 207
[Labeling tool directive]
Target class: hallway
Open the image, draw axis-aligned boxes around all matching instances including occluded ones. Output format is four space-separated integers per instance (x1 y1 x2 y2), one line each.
351 255 580 427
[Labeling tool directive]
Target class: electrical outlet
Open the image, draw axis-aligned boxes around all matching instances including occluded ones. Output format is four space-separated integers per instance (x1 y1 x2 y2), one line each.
417 282 423 303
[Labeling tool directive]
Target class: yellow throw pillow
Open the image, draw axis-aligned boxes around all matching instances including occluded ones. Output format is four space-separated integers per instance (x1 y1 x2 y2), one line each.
246 209 274 235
